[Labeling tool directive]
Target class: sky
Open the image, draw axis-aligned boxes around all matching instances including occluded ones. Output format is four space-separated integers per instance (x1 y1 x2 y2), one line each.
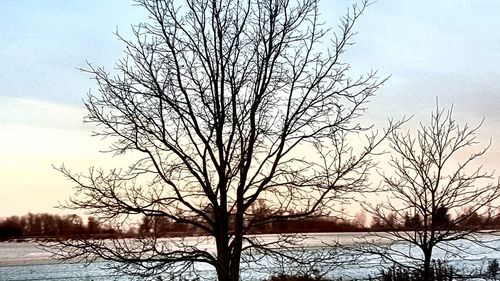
1 0 500 217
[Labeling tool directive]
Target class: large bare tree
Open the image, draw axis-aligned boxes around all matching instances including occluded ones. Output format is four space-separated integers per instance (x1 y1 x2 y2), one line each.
362 105 500 281
52 0 396 280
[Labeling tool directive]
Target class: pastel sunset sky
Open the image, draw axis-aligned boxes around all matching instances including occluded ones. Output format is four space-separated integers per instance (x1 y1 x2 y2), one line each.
1 0 500 216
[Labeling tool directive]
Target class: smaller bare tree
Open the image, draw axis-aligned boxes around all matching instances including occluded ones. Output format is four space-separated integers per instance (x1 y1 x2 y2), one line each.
362 105 500 281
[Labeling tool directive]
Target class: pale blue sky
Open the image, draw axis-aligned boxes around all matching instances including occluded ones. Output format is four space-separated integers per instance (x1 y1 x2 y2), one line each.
1 0 500 215
0 0 145 105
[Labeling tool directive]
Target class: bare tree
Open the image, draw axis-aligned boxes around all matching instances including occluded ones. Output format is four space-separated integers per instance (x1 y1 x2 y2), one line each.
51 0 397 280
362 105 500 281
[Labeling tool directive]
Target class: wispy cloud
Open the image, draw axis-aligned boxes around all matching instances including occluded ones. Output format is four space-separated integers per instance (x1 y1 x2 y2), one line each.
0 96 88 131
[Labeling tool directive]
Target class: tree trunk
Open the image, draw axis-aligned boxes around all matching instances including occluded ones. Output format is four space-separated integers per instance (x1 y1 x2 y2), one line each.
215 240 241 281
215 236 231 281
214 208 241 281
423 248 432 281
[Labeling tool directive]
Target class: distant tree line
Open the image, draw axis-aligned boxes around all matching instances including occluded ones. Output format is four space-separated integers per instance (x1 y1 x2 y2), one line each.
136 214 366 237
0 210 366 241
3 205 499 241
370 206 500 231
137 204 500 237
0 213 116 241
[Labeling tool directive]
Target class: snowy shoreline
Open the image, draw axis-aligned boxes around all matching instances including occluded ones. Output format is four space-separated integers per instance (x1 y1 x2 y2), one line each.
1 233 500 281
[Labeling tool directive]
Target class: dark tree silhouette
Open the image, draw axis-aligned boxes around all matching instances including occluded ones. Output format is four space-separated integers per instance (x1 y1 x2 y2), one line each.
51 0 399 280
0 213 91 239
362 105 500 281
403 212 422 230
0 216 23 241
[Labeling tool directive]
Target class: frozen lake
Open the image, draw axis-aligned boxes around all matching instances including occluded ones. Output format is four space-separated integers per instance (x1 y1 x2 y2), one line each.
1 233 499 281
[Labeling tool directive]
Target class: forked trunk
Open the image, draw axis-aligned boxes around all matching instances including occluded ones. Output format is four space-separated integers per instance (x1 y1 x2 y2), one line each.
215 243 242 281
215 210 244 281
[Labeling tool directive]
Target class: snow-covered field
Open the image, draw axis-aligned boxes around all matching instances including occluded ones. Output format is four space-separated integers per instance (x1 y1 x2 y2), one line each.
1 233 499 281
